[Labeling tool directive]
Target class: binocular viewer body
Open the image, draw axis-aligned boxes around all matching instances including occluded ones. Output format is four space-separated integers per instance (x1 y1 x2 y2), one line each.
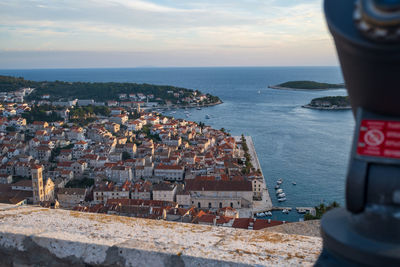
319 0 400 265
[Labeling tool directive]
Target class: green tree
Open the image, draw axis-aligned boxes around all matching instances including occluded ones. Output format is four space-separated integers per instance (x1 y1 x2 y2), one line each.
122 151 131 160
5 126 16 132
304 202 341 221
65 178 94 188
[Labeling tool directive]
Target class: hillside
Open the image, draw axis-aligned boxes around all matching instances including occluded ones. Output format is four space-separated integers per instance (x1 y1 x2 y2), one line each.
0 75 221 105
303 96 351 110
270 81 344 90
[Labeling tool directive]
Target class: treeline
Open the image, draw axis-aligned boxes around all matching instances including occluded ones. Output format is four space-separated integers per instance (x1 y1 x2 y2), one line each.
22 105 63 123
0 76 33 92
241 134 253 174
309 96 350 107
69 106 111 126
69 105 110 118
278 81 344 89
0 75 221 104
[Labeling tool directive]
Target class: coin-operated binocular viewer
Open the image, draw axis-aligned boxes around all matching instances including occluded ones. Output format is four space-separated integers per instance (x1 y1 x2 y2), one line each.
318 0 400 265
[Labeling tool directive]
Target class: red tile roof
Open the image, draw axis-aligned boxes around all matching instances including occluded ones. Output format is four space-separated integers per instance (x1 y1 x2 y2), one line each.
186 180 252 192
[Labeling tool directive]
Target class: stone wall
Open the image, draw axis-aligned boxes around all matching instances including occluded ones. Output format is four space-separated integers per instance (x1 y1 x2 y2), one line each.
0 204 322 266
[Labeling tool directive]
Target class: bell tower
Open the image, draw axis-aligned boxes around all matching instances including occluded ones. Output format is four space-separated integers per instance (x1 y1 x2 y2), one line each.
31 165 44 204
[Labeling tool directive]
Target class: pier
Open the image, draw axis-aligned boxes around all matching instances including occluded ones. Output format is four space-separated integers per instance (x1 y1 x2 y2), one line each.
296 207 316 216
253 206 316 217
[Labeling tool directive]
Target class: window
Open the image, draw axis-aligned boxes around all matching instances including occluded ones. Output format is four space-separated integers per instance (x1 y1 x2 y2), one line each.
219 202 222 208
198 202 201 208
230 202 233 208
208 203 211 208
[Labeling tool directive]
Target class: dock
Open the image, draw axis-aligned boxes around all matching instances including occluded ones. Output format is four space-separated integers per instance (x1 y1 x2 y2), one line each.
271 207 292 211
253 206 316 216
295 207 316 216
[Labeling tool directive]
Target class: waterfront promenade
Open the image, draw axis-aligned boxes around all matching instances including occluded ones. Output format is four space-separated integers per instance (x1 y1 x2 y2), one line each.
243 136 273 212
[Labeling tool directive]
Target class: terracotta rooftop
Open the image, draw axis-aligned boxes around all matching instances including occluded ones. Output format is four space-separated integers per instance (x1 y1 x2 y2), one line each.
186 180 252 192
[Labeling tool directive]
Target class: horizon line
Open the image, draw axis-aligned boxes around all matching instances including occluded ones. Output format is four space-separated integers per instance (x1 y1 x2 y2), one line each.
0 65 341 71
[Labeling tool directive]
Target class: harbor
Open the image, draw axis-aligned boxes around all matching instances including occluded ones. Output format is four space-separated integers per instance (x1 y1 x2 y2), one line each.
234 136 318 221
248 150 316 220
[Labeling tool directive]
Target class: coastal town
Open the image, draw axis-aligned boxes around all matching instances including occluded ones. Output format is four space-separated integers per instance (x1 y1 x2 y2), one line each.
0 84 281 231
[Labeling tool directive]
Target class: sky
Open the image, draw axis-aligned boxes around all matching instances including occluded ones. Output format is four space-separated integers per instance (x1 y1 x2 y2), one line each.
0 0 338 69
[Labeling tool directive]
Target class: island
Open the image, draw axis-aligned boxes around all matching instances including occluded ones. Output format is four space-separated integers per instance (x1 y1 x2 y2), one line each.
0 75 222 108
302 96 351 110
268 80 345 90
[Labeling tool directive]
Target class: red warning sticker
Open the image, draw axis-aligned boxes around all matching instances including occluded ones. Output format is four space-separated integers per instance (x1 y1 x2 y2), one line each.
357 120 400 159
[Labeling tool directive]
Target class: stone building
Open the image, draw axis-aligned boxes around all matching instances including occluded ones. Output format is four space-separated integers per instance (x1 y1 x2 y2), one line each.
154 164 184 181
186 180 253 209
152 182 177 202
57 188 87 208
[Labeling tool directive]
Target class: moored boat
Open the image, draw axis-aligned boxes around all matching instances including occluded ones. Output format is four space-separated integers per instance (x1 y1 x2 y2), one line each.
297 209 307 214
278 197 287 202
282 208 289 214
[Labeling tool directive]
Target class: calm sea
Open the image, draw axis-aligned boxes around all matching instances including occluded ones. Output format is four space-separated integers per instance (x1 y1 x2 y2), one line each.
0 67 354 221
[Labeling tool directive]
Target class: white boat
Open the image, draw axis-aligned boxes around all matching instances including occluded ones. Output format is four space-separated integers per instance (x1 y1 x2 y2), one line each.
256 212 264 217
277 178 283 185
197 107 202 110
276 189 283 194
282 209 289 214
258 90 261 94
205 114 210 119
278 197 287 202
292 182 297 185
278 193 286 198
297 209 307 214
265 211 272 216
275 185 280 189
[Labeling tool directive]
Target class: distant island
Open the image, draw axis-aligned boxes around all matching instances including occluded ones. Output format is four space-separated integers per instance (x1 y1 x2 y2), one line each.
269 81 345 90
0 75 222 108
302 96 351 110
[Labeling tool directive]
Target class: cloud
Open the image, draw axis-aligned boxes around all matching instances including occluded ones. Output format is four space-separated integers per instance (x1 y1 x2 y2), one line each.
0 0 336 67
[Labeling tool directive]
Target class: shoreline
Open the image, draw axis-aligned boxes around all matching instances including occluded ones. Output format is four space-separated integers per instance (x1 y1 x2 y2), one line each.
154 100 223 110
302 104 351 110
268 85 345 91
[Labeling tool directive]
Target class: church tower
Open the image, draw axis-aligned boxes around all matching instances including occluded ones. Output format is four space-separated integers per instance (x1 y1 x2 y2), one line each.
32 165 44 204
